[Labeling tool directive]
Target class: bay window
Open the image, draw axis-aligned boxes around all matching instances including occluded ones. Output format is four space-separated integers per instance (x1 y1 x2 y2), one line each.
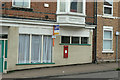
58 0 85 14
70 0 83 13
60 0 66 12
103 26 113 52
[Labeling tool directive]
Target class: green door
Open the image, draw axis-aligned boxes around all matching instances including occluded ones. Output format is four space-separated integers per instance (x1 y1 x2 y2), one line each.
0 40 4 73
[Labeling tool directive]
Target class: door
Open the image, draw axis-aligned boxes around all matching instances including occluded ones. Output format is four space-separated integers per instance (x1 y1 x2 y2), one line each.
0 40 4 73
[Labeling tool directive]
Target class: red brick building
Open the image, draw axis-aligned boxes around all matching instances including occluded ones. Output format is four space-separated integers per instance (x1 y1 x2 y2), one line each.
0 0 95 73
95 0 120 62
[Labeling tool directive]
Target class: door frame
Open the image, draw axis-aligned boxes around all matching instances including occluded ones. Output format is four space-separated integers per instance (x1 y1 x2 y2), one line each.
0 40 4 73
0 39 8 73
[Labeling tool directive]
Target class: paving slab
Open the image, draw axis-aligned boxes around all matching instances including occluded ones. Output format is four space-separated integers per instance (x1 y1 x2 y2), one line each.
2 62 118 79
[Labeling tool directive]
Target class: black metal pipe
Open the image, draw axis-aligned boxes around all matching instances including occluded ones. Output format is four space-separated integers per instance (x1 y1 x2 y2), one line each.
93 0 97 63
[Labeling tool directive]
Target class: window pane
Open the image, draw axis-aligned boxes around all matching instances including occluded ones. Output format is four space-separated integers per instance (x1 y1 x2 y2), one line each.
103 40 112 50
70 0 83 13
104 7 112 14
104 0 113 6
23 0 29 7
60 0 66 12
104 31 112 39
14 0 23 7
61 36 70 43
18 35 30 63
43 36 52 63
31 35 42 63
0 34 8 39
81 37 88 44
72 37 79 44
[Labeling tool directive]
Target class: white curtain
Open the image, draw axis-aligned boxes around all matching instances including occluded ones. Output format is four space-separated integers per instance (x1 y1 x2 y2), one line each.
43 36 52 63
18 35 30 63
14 0 23 7
14 0 29 7
60 0 66 12
31 35 42 63
23 0 29 7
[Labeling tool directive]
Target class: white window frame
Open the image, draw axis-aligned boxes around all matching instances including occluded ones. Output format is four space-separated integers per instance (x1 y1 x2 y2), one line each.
102 26 114 53
12 0 31 8
103 0 113 16
61 36 89 44
57 0 86 16
18 34 53 64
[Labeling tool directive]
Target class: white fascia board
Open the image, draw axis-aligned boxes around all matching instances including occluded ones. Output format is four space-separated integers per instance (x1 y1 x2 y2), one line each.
0 17 95 29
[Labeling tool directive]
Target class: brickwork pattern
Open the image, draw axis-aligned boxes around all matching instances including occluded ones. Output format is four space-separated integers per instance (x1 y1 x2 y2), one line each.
97 1 119 61
2 1 57 21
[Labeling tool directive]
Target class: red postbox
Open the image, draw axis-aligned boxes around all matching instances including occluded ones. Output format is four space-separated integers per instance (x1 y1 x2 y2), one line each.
64 46 68 58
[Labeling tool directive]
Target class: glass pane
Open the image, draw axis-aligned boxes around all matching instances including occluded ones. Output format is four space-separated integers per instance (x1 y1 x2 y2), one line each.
0 34 8 39
60 0 66 12
31 35 42 63
23 0 29 7
14 0 23 7
0 44 1 58
104 31 112 39
72 37 79 44
103 40 112 50
104 0 113 6
61 36 70 43
18 35 30 63
81 37 88 44
70 0 83 13
43 36 52 63
104 7 112 14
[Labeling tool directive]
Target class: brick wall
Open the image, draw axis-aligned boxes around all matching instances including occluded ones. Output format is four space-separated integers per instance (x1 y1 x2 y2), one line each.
118 1 120 59
86 0 95 25
2 1 95 23
96 1 119 61
2 0 57 21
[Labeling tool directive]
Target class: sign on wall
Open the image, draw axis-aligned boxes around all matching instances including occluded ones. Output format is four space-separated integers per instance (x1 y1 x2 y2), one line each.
54 25 60 35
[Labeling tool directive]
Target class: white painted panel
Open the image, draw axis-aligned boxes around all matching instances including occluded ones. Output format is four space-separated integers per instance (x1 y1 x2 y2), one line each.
0 27 8 34
19 27 53 35
60 27 90 37
57 15 85 24
19 27 90 37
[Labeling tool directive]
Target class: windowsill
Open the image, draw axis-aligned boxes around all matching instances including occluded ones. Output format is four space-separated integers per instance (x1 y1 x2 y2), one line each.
11 7 33 12
102 14 114 19
16 63 55 65
56 12 86 17
102 50 114 53
59 43 91 46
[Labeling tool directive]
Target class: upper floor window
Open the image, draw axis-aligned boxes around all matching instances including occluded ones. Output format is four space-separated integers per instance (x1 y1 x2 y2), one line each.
58 0 85 15
12 0 31 8
104 0 113 15
70 0 83 13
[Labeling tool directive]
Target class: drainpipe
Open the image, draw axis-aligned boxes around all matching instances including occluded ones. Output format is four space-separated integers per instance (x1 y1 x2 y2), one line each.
93 0 97 63
116 31 119 62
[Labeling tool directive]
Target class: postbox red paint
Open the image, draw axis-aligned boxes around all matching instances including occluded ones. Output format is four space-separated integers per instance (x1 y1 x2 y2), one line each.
64 46 68 58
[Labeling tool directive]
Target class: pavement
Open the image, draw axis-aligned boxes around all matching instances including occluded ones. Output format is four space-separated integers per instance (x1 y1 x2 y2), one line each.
55 71 119 78
2 62 119 79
